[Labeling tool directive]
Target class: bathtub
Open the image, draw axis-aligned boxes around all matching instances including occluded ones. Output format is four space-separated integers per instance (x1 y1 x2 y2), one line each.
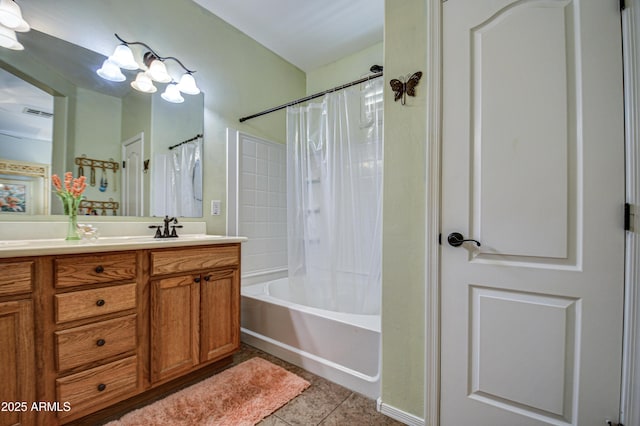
240 278 381 399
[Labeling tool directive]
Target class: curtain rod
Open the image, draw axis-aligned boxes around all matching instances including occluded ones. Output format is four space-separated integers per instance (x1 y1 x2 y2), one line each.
169 133 203 150
238 71 383 123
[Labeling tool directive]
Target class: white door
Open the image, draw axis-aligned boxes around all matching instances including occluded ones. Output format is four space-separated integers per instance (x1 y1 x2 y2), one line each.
121 133 144 216
440 1 625 425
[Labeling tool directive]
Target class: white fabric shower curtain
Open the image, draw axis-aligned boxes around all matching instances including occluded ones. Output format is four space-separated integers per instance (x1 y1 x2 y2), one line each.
286 78 383 315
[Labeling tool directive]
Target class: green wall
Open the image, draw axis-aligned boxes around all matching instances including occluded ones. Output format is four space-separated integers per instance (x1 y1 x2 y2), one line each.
382 0 427 419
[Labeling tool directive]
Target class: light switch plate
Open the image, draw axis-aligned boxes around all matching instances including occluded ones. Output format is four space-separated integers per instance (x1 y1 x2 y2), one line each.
211 200 221 216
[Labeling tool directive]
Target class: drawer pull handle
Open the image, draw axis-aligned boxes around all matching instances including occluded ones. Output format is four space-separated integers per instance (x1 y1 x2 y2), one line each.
97 383 107 392
95 265 104 273
96 299 106 307
96 339 106 347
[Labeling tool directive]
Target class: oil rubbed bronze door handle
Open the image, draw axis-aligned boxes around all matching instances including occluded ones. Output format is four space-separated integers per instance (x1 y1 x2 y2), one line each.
447 232 481 247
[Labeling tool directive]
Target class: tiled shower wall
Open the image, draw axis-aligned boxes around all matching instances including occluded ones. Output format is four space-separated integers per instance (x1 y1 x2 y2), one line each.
227 130 287 281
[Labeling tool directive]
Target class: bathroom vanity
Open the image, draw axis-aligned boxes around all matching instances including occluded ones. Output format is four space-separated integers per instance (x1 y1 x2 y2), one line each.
0 229 244 425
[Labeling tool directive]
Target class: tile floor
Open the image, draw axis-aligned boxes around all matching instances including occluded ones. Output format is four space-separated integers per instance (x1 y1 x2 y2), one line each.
232 343 404 426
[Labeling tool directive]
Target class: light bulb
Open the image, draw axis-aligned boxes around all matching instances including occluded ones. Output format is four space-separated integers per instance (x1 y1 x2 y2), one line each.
0 25 22 50
161 83 184 103
0 0 30 32
147 59 171 83
131 72 157 93
176 73 200 95
96 59 125 82
109 44 139 70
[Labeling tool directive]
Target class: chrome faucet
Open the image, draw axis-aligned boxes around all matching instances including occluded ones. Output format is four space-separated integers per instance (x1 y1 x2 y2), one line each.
149 216 182 238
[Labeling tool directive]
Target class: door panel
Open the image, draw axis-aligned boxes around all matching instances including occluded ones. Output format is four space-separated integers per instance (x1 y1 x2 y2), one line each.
471 1 570 260
441 0 625 425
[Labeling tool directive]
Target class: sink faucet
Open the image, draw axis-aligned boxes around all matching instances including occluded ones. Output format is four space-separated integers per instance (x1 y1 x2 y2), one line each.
149 216 182 238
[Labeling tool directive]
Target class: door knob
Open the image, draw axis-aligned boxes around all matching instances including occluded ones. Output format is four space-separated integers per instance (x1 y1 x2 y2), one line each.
447 232 481 247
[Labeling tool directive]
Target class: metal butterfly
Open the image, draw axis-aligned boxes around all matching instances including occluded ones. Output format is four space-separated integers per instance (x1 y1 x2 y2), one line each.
389 71 423 105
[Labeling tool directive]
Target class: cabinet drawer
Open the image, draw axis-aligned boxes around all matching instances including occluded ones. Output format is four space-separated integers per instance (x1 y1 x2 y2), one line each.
0 260 33 295
56 356 137 420
55 283 136 324
55 314 137 372
151 245 240 275
55 253 136 288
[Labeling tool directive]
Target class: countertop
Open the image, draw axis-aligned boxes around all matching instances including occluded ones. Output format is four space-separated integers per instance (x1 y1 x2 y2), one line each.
0 221 246 258
0 234 247 258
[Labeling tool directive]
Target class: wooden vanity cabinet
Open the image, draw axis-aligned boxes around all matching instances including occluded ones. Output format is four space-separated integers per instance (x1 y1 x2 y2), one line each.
149 245 240 384
1 242 241 425
0 259 36 426
50 252 141 424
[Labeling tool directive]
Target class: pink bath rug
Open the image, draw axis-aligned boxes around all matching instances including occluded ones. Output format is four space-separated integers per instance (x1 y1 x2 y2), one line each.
105 357 310 425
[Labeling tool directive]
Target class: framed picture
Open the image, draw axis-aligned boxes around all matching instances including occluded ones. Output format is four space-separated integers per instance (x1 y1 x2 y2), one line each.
0 178 32 214
0 159 49 215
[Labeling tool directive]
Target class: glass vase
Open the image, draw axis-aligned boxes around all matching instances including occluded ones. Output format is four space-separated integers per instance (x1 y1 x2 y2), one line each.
66 212 80 240
65 196 80 240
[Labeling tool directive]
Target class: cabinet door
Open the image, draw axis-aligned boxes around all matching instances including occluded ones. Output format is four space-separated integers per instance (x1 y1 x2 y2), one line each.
0 300 35 426
200 268 240 363
150 275 199 383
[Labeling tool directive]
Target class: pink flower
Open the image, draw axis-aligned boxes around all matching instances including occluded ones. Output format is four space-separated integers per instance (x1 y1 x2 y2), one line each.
52 172 86 215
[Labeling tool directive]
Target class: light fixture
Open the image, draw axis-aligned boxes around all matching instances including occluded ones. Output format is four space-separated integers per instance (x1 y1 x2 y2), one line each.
0 24 23 50
96 58 125 82
177 72 200 95
131 72 157 93
0 0 30 32
144 52 171 83
109 44 139 70
97 34 199 104
161 83 184 104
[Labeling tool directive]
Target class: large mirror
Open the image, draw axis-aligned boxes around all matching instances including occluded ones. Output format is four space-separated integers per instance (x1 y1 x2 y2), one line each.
0 29 204 218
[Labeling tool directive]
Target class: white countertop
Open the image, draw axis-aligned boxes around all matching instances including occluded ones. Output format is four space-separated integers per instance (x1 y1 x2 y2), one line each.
0 234 247 258
0 221 247 258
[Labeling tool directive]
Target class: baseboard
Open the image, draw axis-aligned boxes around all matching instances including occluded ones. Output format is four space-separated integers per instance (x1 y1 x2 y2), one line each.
377 398 425 426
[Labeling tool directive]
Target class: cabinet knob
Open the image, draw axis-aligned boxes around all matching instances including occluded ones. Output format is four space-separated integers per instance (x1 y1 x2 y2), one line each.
204 275 211 281
97 383 106 392
96 299 105 307
96 339 106 347
194 277 201 283
95 265 104 273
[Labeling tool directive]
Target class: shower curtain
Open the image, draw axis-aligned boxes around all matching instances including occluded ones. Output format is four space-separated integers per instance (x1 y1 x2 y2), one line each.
153 139 202 217
286 78 383 315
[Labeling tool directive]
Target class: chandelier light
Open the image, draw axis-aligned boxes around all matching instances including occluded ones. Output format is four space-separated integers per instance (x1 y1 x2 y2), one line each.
0 0 29 32
0 0 29 51
0 22 22 50
97 33 200 104
161 83 184 104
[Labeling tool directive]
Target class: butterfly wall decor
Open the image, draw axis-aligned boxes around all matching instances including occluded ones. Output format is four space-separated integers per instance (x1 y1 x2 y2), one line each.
389 71 423 105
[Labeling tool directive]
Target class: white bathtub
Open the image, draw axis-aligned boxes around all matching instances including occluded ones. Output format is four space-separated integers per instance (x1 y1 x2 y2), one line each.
240 278 381 399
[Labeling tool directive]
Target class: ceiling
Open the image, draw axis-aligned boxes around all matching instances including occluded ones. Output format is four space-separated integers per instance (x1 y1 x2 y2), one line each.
191 0 384 72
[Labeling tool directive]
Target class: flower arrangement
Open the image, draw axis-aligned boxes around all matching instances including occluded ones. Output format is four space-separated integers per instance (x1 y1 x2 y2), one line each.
52 172 87 240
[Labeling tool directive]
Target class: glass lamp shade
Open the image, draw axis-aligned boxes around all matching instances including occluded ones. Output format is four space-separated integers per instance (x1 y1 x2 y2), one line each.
176 73 200 95
147 59 172 83
109 44 139 70
161 83 184 103
96 59 125 82
0 0 29 32
0 25 23 50
131 72 157 93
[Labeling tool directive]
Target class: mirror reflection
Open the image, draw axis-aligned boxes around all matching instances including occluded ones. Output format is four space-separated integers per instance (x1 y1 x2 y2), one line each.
0 29 204 217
